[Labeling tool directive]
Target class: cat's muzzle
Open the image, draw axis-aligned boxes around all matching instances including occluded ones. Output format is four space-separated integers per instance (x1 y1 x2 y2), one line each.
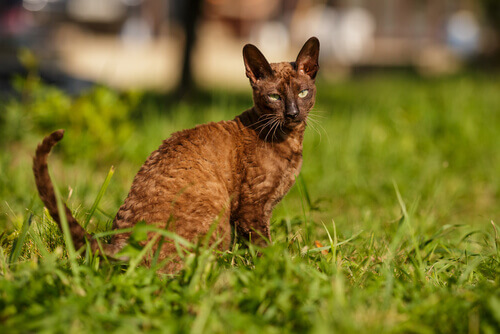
285 103 300 120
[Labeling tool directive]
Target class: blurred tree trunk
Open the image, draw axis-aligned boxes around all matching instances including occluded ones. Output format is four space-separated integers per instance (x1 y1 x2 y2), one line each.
481 0 500 63
177 0 203 98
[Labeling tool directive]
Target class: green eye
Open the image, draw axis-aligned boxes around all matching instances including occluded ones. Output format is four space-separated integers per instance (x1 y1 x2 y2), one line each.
298 89 309 98
268 94 281 101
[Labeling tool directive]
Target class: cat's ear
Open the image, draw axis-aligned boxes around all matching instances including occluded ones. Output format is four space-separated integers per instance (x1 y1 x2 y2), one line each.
296 37 320 79
243 44 273 84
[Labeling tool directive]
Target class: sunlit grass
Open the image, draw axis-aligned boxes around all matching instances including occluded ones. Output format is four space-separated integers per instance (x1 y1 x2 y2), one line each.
0 72 499 332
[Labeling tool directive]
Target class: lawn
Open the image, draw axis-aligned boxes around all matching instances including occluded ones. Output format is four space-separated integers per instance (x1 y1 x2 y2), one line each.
0 72 499 333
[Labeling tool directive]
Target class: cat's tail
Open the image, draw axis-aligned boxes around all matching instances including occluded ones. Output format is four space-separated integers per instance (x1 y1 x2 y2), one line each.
33 129 92 250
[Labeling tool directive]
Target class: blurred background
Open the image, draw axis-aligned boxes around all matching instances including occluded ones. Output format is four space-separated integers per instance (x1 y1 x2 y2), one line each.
1 0 499 95
1 0 499 269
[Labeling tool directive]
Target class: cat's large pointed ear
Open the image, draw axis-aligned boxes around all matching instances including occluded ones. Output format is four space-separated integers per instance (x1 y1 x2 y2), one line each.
296 37 320 79
243 44 274 84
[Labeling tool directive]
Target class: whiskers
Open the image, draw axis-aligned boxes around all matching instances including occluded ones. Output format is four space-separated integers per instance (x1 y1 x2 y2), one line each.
251 113 285 144
306 110 330 144
248 110 328 147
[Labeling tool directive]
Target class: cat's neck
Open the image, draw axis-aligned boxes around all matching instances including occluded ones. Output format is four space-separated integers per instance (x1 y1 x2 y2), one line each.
236 107 306 144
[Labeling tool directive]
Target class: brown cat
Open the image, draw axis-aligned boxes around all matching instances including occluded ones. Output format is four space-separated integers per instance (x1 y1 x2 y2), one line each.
33 37 320 272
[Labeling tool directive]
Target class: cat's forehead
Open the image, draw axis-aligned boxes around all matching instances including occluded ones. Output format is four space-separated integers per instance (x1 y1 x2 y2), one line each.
270 62 297 80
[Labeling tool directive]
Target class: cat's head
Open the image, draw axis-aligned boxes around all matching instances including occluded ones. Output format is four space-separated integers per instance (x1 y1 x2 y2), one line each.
243 37 320 131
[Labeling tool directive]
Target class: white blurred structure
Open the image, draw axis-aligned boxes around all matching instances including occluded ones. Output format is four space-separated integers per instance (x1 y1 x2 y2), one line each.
446 10 480 57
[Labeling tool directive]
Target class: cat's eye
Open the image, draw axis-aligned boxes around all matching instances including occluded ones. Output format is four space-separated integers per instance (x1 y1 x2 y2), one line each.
268 94 281 101
298 89 309 98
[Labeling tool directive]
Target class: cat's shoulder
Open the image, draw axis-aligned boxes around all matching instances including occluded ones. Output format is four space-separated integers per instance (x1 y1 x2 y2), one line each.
165 119 240 145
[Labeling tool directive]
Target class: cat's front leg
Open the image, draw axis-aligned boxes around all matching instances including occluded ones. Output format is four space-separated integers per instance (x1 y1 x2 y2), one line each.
234 209 272 248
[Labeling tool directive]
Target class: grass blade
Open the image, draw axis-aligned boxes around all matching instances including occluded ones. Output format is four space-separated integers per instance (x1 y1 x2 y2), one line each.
393 180 424 278
308 229 363 254
126 234 160 277
8 213 32 264
321 220 337 263
52 180 84 294
492 221 499 259
53 184 78 265
83 166 115 229
297 174 313 210
28 228 50 259
296 175 310 243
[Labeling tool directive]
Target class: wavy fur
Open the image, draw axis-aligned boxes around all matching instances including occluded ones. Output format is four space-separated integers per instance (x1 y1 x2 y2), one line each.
33 130 97 251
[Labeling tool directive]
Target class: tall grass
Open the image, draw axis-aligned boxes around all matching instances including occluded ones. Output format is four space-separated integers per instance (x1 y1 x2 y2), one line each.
0 72 499 332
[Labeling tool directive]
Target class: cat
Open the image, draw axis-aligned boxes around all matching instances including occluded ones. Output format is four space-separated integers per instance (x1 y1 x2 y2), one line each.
33 37 320 273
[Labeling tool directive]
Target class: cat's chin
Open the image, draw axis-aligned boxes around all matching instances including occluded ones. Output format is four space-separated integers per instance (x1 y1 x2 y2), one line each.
284 119 306 129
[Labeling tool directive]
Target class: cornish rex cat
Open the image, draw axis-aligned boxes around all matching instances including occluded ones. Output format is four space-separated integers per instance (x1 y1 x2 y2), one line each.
33 37 320 272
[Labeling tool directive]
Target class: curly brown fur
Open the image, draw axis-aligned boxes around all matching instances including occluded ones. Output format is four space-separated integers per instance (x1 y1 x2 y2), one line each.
33 129 91 250
33 37 320 273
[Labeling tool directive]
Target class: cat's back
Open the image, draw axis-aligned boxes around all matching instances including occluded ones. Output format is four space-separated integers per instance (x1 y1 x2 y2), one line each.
152 119 242 170
113 119 243 230
138 118 244 189
167 119 241 152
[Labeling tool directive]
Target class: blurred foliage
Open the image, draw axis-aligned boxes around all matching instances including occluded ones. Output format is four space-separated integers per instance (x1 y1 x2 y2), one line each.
1 67 143 162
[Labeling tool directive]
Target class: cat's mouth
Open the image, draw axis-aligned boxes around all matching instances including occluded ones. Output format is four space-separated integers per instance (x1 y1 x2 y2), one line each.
283 116 306 128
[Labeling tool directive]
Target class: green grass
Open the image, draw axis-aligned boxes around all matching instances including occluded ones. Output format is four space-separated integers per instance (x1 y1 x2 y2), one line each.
1 72 499 333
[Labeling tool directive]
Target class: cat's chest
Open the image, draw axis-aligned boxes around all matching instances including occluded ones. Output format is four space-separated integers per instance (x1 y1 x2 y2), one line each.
242 141 303 203
259 146 302 180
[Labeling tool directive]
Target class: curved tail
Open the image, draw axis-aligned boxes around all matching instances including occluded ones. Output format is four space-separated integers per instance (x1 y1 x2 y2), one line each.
32 130 91 250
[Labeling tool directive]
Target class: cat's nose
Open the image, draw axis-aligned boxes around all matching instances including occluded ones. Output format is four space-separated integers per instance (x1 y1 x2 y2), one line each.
285 104 299 119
